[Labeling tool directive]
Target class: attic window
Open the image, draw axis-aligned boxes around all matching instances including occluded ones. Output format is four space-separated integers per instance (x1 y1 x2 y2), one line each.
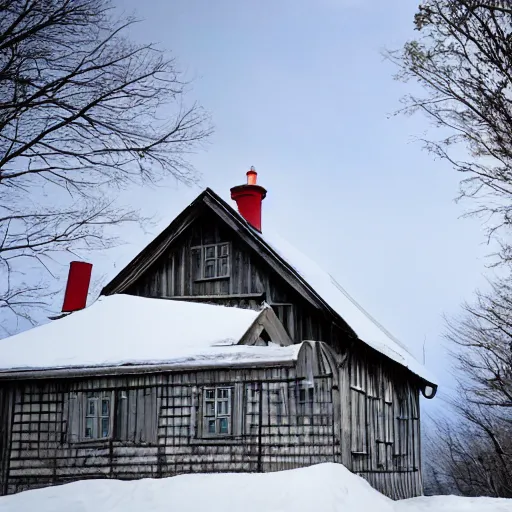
201 243 230 279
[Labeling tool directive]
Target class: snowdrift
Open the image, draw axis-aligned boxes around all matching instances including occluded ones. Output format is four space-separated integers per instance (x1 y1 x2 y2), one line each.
0 463 510 512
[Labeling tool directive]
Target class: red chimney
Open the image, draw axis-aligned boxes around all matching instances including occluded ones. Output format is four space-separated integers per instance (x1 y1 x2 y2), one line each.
230 167 267 232
61 261 93 313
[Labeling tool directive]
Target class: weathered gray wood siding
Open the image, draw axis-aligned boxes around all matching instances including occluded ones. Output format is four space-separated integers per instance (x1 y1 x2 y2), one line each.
3 367 337 495
124 213 346 353
6 376 162 493
160 368 337 475
1 359 422 499
0 385 13 495
344 348 423 499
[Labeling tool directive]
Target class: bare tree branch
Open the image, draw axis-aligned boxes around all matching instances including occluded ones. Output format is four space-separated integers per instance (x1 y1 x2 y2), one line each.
0 0 212 329
385 0 512 264
423 276 512 497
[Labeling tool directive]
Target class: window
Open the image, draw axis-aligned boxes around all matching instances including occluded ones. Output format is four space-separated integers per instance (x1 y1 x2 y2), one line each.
274 385 289 425
297 384 314 425
350 360 368 454
203 387 232 436
84 392 111 439
383 380 394 444
201 243 230 279
67 388 159 445
298 386 314 407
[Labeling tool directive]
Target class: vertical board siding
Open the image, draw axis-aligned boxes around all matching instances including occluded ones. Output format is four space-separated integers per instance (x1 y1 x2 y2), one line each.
2 367 343 496
6 376 163 495
2 359 422 500
125 214 347 354
346 351 423 498
0 386 13 495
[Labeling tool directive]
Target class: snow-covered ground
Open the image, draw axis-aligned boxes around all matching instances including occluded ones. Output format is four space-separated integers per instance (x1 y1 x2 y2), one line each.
0 463 509 512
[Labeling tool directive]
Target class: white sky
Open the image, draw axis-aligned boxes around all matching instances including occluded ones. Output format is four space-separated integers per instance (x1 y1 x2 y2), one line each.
5 1 497 413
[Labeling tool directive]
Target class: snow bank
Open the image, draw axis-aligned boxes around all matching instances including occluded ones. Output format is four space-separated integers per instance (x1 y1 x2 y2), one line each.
0 295 299 373
395 495 512 512
0 463 394 512
0 463 509 512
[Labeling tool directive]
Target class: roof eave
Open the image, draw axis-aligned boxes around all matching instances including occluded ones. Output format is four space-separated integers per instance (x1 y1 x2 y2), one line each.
0 358 297 381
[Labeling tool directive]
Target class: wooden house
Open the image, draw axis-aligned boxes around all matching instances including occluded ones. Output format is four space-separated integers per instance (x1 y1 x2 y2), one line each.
0 169 437 499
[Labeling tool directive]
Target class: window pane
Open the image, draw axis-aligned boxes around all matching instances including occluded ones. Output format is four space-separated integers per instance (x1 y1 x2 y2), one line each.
204 260 215 278
217 401 228 416
205 389 215 399
87 399 96 416
205 402 215 416
101 399 110 416
205 247 215 259
208 419 216 434
101 417 109 438
217 388 229 399
85 417 94 438
219 417 229 434
217 257 228 277
220 244 229 256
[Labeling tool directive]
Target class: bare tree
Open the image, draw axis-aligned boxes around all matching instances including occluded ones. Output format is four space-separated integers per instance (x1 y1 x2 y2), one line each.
388 0 512 495
423 277 512 497
424 414 512 497
386 0 512 263
0 0 212 332
447 279 512 410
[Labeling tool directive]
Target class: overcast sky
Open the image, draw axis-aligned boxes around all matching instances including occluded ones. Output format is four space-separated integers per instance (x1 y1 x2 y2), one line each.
7 1 496 412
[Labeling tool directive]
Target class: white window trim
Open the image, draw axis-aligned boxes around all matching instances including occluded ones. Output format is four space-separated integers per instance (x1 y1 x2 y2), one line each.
201 386 233 438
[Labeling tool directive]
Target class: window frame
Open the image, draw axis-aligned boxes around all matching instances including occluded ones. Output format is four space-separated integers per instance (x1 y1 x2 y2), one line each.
201 386 233 438
194 242 231 281
83 391 113 441
296 383 314 425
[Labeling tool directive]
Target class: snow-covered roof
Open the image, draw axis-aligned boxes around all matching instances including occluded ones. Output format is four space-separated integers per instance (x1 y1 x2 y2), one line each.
0 295 301 375
255 229 437 386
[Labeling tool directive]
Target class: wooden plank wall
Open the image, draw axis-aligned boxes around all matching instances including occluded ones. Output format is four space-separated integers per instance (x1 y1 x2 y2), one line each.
125 214 346 353
159 368 337 476
6 375 163 494
346 350 423 499
0 385 13 495
2 357 422 499
3 367 338 495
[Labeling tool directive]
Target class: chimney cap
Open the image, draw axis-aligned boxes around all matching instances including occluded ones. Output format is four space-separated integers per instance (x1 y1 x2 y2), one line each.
246 166 257 185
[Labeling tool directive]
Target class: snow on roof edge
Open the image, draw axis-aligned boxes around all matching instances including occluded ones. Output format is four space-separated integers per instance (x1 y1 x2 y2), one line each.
0 350 301 378
0 295 303 375
228 214 437 387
